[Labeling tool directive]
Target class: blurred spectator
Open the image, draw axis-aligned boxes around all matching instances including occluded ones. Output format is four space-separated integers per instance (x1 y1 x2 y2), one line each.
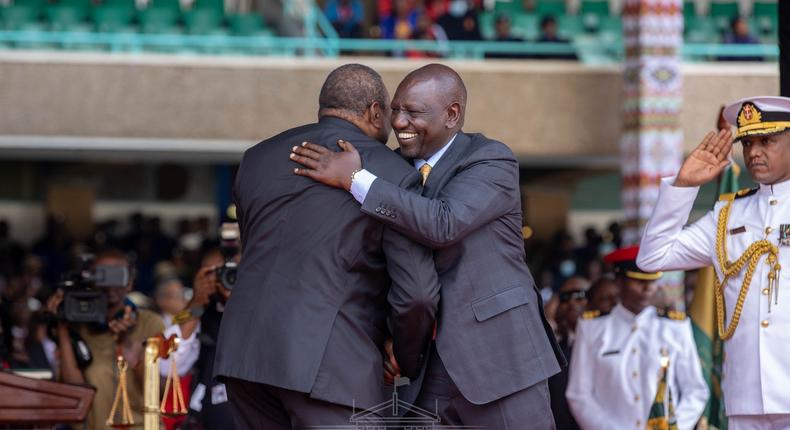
381 0 420 40
47 249 165 429
0 220 25 277
486 15 528 60
536 16 577 60
324 0 364 38
407 14 449 58
436 0 482 41
586 277 619 314
155 277 188 328
720 16 763 61
548 277 588 430
160 248 236 429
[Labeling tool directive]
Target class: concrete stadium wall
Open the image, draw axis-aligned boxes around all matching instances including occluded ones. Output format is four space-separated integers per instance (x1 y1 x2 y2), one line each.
0 52 779 162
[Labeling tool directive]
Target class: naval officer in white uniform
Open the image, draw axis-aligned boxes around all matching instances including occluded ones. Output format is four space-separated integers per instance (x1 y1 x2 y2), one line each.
567 246 708 430
638 96 790 429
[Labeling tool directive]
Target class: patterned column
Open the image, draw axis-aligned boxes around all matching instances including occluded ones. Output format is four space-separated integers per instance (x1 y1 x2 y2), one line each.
621 0 684 246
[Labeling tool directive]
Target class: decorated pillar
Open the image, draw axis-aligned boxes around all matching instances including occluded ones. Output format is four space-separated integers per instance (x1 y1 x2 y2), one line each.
621 0 684 245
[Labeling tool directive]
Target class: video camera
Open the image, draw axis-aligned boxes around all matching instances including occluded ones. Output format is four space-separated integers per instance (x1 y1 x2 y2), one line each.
215 223 240 290
57 254 130 324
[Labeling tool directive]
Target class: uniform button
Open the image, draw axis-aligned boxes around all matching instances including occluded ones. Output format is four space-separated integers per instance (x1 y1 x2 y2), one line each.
632 371 638 378
763 288 770 296
631 348 638 355
762 320 770 328
770 199 778 205
636 420 642 427
631 324 638 332
376 207 381 213
634 395 640 401
766 227 774 235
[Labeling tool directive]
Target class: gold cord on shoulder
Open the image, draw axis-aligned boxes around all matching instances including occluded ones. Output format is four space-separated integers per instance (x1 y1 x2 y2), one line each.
714 201 781 340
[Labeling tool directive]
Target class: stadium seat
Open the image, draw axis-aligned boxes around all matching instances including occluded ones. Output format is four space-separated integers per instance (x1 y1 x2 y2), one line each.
557 14 583 38
709 1 739 33
580 0 609 33
193 0 223 13
752 1 777 18
92 5 135 32
535 0 566 18
512 13 539 40
46 4 89 30
751 1 777 36
102 0 137 13
227 12 267 36
685 16 718 43
682 0 696 20
1 4 39 30
493 0 524 14
139 7 179 32
147 0 180 13
183 7 222 34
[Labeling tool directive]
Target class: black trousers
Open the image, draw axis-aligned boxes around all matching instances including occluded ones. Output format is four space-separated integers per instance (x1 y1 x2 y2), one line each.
225 377 363 430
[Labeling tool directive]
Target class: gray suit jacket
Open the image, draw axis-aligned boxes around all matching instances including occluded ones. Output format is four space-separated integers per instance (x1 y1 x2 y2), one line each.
214 117 440 410
361 132 563 405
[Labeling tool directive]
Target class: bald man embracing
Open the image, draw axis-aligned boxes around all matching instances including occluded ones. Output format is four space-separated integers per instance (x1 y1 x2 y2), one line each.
291 64 563 428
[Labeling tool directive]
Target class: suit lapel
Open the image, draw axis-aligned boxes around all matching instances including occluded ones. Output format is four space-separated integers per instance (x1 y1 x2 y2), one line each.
422 132 471 197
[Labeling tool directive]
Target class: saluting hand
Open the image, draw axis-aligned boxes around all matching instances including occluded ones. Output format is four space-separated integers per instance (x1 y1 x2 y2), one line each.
290 140 362 191
674 129 733 187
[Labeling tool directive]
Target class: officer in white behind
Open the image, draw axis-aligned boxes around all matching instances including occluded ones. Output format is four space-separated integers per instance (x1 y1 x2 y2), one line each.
638 96 790 430
567 246 708 430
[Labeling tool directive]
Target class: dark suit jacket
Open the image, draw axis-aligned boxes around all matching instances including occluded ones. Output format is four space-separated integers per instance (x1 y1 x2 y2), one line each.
361 131 564 405
214 116 440 410
549 336 580 430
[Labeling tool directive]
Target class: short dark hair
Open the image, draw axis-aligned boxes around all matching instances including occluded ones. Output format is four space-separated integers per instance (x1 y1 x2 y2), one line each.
541 15 556 29
319 64 388 118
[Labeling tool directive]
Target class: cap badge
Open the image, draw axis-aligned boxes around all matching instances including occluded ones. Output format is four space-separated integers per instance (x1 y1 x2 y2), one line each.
738 102 763 128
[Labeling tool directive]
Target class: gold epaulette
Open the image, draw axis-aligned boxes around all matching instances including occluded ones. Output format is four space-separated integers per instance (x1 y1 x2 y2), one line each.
657 308 687 320
719 187 758 202
582 310 601 320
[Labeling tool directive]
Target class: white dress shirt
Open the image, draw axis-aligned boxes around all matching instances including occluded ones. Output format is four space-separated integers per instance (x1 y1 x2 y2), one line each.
566 304 708 430
159 321 201 378
350 134 457 204
638 177 790 416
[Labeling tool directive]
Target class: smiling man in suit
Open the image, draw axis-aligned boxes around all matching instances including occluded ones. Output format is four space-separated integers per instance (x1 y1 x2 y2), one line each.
214 64 440 429
291 63 563 428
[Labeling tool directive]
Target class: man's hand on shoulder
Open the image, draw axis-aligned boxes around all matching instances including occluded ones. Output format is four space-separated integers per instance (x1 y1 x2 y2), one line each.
291 140 362 191
674 129 733 187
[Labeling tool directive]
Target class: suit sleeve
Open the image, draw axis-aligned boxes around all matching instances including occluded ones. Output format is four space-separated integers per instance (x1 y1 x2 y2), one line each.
673 320 709 430
566 320 610 430
382 173 441 379
636 177 716 273
362 144 518 249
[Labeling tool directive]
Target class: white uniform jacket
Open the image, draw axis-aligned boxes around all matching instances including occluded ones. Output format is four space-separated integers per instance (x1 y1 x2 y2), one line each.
638 177 790 415
566 304 708 430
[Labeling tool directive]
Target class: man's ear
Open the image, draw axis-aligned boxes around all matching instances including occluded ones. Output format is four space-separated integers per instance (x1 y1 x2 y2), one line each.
368 102 385 130
445 102 462 129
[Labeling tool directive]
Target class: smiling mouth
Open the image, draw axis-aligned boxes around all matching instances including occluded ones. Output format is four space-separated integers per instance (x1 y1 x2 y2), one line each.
397 132 418 141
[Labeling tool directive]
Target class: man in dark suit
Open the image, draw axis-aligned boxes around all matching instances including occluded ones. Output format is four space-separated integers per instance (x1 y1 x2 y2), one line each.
213 64 440 429
291 64 563 428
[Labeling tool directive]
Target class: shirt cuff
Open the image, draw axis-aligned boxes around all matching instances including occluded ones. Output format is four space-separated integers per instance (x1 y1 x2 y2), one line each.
350 169 377 204
661 175 701 195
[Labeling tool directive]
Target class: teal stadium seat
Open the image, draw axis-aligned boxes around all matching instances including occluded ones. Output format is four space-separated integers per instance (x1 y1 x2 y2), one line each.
682 0 696 20
535 0 565 18
511 13 538 40
493 0 524 14
685 16 718 43
139 6 181 52
93 5 135 32
228 12 268 36
709 1 739 33
183 7 222 34
580 0 609 32
751 1 776 37
557 14 583 38
193 0 223 13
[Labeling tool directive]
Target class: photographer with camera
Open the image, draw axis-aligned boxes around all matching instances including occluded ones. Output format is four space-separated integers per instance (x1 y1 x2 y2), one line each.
46 249 165 429
160 226 239 429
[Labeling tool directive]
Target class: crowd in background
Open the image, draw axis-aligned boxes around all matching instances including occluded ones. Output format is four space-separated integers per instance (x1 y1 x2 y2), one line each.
0 213 698 428
322 0 766 61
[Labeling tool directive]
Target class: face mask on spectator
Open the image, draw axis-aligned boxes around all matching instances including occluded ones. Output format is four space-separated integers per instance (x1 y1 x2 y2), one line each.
449 0 468 17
